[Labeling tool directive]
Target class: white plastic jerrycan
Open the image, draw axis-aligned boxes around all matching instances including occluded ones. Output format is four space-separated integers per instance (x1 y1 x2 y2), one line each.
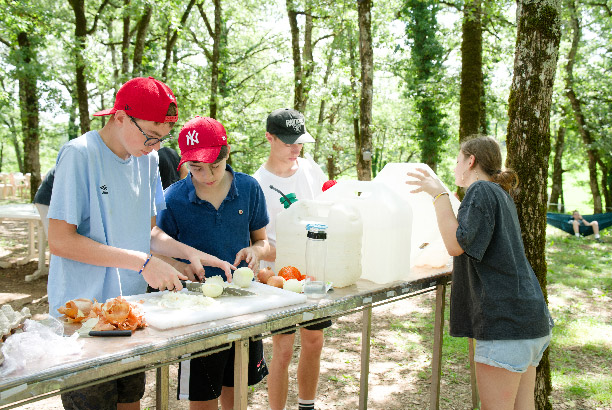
317 180 413 284
374 163 460 268
275 199 363 288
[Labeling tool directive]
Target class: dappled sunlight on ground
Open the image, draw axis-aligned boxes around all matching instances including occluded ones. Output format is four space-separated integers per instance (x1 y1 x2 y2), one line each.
0 293 31 304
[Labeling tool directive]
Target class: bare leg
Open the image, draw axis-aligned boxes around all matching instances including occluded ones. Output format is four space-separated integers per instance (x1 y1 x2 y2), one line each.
572 220 580 234
591 220 599 236
513 366 536 410
297 328 324 400
190 399 220 410
268 333 296 410
475 362 522 410
117 402 140 410
220 386 234 410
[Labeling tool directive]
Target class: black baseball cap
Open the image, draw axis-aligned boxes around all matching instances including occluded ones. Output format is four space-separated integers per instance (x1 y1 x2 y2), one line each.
266 108 315 144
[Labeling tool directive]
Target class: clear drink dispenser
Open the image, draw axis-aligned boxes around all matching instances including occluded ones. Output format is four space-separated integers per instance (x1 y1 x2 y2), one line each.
275 200 363 288
304 223 327 297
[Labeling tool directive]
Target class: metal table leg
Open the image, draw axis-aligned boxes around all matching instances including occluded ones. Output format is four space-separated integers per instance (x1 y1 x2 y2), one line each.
234 339 249 410
359 306 373 410
430 283 446 410
156 365 170 410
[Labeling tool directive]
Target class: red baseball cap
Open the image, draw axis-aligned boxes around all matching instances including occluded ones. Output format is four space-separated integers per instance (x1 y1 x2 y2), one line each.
178 116 228 169
93 77 178 123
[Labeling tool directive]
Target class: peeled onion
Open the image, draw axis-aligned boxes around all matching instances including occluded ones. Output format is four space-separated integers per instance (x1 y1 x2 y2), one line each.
206 275 224 285
283 279 303 293
201 282 223 298
233 267 254 288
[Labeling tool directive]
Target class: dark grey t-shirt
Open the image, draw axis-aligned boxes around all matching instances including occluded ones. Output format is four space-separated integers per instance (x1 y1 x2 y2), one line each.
450 180 553 340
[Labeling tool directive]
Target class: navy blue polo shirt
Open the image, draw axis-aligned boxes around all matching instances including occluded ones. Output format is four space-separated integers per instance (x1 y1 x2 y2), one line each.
157 164 269 280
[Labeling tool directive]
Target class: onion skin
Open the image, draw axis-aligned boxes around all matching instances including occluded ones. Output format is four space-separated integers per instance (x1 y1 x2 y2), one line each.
257 267 275 284
267 276 285 288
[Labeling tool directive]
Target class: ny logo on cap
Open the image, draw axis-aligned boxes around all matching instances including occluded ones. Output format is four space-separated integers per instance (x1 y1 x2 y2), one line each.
186 130 199 145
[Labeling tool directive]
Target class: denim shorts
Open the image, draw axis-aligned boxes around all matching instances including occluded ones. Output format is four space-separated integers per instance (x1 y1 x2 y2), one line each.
474 332 552 373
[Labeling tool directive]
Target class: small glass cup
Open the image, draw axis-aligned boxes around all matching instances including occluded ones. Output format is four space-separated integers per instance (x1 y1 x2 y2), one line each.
303 279 326 298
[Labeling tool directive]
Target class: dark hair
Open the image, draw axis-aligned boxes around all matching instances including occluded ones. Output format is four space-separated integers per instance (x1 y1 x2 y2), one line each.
153 103 178 127
460 135 518 193
213 145 229 164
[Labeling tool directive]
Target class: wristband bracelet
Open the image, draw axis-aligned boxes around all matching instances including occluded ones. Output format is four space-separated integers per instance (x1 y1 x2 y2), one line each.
138 253 153 275
432 191 449 204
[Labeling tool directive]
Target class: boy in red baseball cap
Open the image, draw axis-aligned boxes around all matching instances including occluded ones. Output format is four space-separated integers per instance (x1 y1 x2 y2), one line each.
47 78 234 410
156 116 270 408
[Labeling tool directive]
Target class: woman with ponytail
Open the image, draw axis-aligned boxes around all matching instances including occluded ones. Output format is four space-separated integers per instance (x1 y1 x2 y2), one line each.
407 135 553 410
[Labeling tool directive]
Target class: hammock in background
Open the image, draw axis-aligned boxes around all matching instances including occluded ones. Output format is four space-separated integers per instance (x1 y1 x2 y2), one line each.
546 212 612 236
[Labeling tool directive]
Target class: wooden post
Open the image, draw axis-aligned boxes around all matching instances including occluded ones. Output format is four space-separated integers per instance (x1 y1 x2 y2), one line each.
234 339 249 410
156 365 169 410
359 306 373 410
469 338 479 409
430 283 446 410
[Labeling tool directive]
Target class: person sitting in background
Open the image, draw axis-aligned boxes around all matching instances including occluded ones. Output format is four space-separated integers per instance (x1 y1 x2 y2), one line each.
568 210 601 242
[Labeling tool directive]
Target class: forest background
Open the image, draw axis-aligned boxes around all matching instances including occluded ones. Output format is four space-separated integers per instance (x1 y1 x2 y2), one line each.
0 0 610 409
1 0 610 214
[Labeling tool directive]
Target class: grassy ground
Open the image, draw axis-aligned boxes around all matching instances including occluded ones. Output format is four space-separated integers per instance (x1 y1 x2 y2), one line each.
545 227 612 409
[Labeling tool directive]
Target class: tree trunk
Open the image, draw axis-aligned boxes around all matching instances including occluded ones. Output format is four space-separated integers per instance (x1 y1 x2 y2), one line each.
162 0 196 81
327 155 337 180
287 0 303 111
132 5 152 77
69 0 91 135
121 0 131 77
505 1 561 409
313 44 335 163
357 0 373 181
16 32 41 202
459 0 483 141
598 160 611 212
210 0 221 119
548 125 565 212
349 28 360 176
564 0 602 213
402 0 447 173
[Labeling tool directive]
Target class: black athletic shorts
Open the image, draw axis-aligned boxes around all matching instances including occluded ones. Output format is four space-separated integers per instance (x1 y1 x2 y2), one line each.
277 318 333 335
177 338 268 401
61 372 146 410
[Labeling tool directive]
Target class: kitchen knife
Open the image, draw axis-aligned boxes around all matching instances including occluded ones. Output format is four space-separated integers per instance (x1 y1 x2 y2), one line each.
181 280 256 296
89 330 132 337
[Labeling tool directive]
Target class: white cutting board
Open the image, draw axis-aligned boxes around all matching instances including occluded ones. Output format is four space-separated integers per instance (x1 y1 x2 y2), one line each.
125 282 307 330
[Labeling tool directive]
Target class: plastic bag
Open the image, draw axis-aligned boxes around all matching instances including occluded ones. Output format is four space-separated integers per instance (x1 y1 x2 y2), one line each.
0 318 83 377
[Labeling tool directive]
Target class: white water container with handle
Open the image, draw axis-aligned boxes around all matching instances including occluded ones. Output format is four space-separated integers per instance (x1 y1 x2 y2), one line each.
275 199 363 288
317 180 413 284
374 163 459 268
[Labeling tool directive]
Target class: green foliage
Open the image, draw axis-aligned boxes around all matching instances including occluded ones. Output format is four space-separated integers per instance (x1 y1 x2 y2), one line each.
398 0 450 168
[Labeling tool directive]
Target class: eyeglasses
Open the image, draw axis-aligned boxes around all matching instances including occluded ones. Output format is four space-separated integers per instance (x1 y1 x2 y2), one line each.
127 114 173 146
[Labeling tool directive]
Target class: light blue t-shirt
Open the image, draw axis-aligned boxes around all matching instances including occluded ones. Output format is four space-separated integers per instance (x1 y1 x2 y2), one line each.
47 131 163 316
